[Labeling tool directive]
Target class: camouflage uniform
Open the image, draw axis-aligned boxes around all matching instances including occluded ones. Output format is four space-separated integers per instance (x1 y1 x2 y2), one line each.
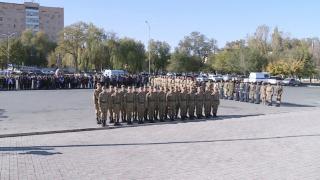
124 87 135 124
98 86 109 126
179 87 188 120
111 87 121 125
166 87 176 121
195 87 204 119
158 87 167 122
274 83 283 107
187 87 196 119
211 86 220 117
137 87 146 124
204 87 212 118
93 83 102 124
266 84 274 106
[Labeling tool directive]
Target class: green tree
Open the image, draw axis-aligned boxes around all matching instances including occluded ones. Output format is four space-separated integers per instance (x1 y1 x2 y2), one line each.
57 21 88 72
148 39 171 73
167 51 203 72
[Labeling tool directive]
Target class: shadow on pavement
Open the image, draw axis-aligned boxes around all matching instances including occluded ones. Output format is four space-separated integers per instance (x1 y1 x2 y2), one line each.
280 102 316 108
0 109 8 119
18 151 62 155
0 146 62 156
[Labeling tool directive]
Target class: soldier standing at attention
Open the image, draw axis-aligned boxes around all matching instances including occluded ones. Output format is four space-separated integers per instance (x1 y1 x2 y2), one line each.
111 87 121 126
274 82 283 107
174 86 181 119
249 82 256 103
98 86 109 127
266 83 274 106
228 80 235 100
239 80 244 102
234 81 240 101
166 87 176 121
124 87 135 124
158 87 166 122
204 86 212 118
255 82 261 104
195 87 204 119
146 87 155 123
211 86 220 117
244 82 250 102
93 83 102 124
153 87 159 121
260 82 267 105
179 86 188 120
137 87 146 124
223 80 229 99
133 87 139 122
119 85 127 123
143 86 149 121
187 86 196 119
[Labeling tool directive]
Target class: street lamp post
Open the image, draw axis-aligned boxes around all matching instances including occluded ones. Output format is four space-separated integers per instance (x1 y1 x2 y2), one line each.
1 32 16 69
145 20 151 75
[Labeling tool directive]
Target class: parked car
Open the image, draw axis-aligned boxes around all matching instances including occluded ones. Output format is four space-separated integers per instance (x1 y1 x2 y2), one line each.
248 72 270 83
208 74 223 82
268 76 283 85
281 78 301 86
196 75 208 82
222 75 232 81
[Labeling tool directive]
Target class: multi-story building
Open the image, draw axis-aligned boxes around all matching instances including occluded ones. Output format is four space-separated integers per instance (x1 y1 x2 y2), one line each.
0 2 64 42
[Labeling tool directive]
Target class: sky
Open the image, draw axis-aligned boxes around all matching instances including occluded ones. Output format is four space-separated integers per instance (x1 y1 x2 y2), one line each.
4 0 320 48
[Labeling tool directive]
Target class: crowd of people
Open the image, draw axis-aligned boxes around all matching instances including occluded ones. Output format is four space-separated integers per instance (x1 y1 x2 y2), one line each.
0 74 149 91
93 76 284 127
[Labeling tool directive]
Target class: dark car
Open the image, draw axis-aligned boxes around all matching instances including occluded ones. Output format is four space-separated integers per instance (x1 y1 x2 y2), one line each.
281 78 301 86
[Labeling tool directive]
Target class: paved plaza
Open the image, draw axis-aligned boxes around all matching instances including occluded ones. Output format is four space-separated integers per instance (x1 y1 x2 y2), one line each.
1 87 320 179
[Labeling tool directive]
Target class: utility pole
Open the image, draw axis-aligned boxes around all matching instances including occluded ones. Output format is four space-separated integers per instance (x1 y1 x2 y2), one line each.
145 20 151 75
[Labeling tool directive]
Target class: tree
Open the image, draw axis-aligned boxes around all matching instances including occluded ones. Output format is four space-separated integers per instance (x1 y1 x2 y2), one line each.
148 40 171 73
57 21 88 72
177 31 217 61
248 25 270 55
167 51 203 72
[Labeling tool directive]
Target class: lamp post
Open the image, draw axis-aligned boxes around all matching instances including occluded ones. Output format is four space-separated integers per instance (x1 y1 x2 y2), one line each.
1 32 16 69
145 20 151 75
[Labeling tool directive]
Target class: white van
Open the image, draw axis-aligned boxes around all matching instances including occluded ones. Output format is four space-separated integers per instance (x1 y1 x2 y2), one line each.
248 72 270 83
103 69 127 77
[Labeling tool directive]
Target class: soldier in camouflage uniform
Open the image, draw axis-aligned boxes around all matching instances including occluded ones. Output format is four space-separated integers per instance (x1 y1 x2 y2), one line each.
153 87 159 121
260 82 267 105
119 85 127 122
133 87 138 122
255 82 261 104
124 87 135 124
228 80 235 100
137 87 146 124
274 82 283 107
166 87 176 121
174 86 181 119
111 87 121 126
211 86 220 117
249 82 256 103
146 87 156 123
204 86 212 118
187 86 196 119
179 86 188 120
98 86 109 127
93 83 102 124
266 83 274 106
158 87 166 122
239 80 244 102
195 87 204 119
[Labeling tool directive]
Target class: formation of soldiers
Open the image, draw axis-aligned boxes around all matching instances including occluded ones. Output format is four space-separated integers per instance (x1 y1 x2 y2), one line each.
93 76 220 126
217 80 283 106
93 76 284 127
